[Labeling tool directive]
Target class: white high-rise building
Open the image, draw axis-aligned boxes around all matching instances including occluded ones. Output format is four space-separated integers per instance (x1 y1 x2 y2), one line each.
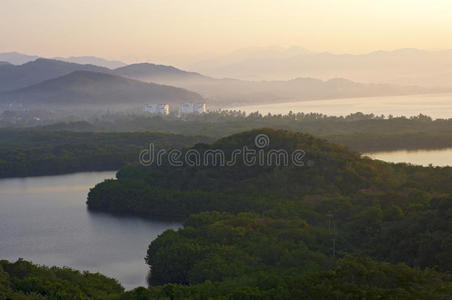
179 103 206 115
144 104 169 115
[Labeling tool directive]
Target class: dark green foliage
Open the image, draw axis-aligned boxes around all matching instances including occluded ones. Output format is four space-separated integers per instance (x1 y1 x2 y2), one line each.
88 129 382 216
132 257 452 299
288 257 452 299
3 257 448 299
28 111 452 152
88 128 452 221
86 128 452 298
120 287 153 300
0 129 211 178
0 259 123 300
142 209 452 298
6 128 452 298
145 212 333 285
368 195 452 272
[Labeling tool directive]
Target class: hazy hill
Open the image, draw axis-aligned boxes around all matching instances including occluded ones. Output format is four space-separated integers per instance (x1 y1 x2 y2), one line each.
0 52 126 69
0 53 436 107
187 47 452 87
0 58 112 93
0 70 204 108
53 56 126 69
0 52 39 65
114 63 430 106
115 62 207 81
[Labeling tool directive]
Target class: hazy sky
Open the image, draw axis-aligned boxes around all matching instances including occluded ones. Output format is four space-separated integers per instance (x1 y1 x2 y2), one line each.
2 0 452 64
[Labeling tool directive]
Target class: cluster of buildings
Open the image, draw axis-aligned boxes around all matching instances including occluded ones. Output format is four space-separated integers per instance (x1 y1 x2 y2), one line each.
143 103 206 116
143 104 169 115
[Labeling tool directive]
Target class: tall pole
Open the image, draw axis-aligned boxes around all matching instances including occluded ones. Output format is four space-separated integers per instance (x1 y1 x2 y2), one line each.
326 211 336 257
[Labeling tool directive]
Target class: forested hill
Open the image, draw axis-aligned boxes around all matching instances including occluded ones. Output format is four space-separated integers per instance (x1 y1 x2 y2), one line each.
87 128 379 217
85 128 452 298
0 70 204 108
88 128 452 218
0 130 212 178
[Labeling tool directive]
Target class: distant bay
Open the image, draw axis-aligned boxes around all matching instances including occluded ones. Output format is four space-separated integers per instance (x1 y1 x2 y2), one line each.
364 148 452 167
231 93 452 119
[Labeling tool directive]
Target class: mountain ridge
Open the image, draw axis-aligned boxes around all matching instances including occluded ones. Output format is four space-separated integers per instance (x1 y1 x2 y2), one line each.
115 62 207 81
0 70 204 108
0 53 440 107
112 62 432 105
0 51 127 69
0 52 39 65
0 58 112 93
53 56 126 69
187 47 452 86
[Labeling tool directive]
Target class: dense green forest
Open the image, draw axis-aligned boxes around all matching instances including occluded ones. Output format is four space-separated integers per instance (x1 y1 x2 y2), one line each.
0 259 124 299
37 111 452 151
85 129 452 298
0 130 211 178
2 111 452 178
2 257 451 299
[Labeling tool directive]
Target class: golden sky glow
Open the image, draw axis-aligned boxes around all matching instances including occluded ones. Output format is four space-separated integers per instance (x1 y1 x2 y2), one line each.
2 0 452 64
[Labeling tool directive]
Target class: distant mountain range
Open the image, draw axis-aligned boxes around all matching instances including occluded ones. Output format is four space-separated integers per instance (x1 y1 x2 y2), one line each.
0 52 126 69
187 47 452 87
0 71 203 108
115 63 207 82
117 62 432 105
0 58 111 93
0 51 444 109
52 56 126 69
0 52 39 65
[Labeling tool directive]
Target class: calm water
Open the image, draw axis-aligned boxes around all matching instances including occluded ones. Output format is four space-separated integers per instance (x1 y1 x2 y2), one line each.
232 93 452 119
364 148 452 167
0 171 180 290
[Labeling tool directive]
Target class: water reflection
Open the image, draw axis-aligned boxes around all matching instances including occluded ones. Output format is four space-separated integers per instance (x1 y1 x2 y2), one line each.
0 171 180 290
364 148 452 167
232 93 452 119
